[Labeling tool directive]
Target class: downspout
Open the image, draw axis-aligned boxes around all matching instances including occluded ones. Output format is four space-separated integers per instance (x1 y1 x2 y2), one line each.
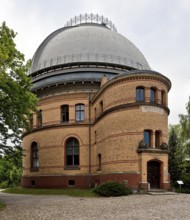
88 92 92 188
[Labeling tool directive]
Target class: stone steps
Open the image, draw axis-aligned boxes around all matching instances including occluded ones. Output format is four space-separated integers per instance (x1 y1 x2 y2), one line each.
148 189 178 195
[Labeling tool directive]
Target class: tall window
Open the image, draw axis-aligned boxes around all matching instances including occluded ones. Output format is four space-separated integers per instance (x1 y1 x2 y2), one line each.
136 87 145 102
66 138 79 167
37 110 42 127
29 114 33 129
155 130 161 148
94 108 97 118
161 90 166 105
150 88 156 102
100 101 103 114
31 142 39 171
75 104 85 122
144 130 152 147
61 105 69 122
98 154 102 171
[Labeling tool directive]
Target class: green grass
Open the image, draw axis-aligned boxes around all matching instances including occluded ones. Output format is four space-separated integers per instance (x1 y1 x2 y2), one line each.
2 187 98 197
0 202 6 211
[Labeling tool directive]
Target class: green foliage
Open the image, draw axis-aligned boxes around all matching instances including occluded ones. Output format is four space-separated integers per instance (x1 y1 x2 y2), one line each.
3 187 98 197
178 96 190 160
168 97 190 182
175 173 190 194
181 173 190 188
0 21 38 149
93 181 131 197
0 146 22 188
168 126 181 182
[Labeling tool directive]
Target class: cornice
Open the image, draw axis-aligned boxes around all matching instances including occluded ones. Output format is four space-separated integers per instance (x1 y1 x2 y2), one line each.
91 71 171 104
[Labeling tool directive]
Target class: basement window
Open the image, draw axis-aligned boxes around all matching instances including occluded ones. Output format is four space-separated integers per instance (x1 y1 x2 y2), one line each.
68 180 75 187
31 180 35 186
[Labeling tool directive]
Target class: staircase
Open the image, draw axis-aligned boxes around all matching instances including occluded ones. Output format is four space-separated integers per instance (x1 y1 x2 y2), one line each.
147 189 178 195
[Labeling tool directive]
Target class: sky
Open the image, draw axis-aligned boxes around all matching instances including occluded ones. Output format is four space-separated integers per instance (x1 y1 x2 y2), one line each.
1 0 190 125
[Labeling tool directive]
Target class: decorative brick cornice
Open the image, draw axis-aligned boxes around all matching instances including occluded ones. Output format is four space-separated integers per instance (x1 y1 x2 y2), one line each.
91 71 171 103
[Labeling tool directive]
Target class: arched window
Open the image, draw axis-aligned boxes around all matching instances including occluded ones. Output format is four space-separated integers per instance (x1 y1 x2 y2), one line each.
61 105 69 123
31 142 39 171
37 110 42 127
136 87 145 102
150 88 156 103
144 130 152 147
66 138 79 167
75 104 85 122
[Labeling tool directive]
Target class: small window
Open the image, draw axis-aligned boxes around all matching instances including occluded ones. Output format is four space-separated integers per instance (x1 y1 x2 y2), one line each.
161 90 166 105
29 114 33 129
31 180 35 186
100 101 103 113
94 130 97 143
155 130 161 148
31 142 39 171
150 88 156 102
37 110 42 127
66 138 79 167
94 108 97 118
136 87 145 102
75 104 85 122
68 180 75 187
61 105 69 123
144 130 152 147
98 154 102 171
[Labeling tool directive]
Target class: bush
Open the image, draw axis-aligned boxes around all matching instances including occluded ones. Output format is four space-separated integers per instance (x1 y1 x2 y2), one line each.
93 181 131 197
181 173 190 188
0 181 9 189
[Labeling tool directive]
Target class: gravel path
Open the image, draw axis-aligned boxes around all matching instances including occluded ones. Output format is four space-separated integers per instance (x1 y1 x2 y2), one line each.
0 192 190 220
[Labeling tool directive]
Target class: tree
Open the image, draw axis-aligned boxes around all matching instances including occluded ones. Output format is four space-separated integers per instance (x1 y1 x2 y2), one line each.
179 96 190 158
0 22 38 151
178 96 190 174
0 146 22 188
168 125 181 182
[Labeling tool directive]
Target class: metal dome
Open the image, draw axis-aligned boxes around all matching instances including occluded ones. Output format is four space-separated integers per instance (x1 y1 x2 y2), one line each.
29 14 150 75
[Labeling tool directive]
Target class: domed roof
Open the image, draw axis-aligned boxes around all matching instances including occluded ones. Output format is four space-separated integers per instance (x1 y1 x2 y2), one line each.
29 14 150 75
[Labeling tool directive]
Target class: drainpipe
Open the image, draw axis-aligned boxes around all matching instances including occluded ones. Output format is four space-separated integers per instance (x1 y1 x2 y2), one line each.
88 92 92 188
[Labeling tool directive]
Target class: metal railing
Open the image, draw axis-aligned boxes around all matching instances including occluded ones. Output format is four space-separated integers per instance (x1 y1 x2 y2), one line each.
64 13 117 32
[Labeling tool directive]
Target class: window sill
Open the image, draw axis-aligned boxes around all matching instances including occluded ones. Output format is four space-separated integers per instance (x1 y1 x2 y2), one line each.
64 166 80 170
30 168 39 172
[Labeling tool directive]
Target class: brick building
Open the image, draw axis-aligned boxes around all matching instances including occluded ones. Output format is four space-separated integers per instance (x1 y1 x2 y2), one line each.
22 14 171 191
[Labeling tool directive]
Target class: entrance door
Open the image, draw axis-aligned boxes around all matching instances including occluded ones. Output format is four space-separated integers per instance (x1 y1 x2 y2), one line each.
147 161 160 188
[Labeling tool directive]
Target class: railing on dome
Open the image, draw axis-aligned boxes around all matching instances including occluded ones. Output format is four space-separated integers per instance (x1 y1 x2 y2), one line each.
64 13 117 32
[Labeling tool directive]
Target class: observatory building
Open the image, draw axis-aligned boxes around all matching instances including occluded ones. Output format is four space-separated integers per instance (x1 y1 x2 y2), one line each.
22 14 171 191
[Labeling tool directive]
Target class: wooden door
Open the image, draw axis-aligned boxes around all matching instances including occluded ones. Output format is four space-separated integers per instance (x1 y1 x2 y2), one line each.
147 161 160 188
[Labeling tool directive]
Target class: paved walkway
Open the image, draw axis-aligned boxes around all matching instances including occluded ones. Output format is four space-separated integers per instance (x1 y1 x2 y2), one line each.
0 192 190 220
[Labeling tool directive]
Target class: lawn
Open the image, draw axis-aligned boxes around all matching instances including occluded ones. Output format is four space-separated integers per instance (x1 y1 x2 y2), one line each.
2 187 98 197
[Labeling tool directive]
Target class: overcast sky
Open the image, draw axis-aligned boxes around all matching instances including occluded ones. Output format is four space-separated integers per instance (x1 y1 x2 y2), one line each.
1 0 190 125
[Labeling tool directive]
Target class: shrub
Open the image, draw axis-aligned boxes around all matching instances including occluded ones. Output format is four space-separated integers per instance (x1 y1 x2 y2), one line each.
0 181 9 189
181 173 190 188
93 181 131 197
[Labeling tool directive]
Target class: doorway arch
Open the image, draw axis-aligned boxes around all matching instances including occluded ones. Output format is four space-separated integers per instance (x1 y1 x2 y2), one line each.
147 160 161 188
